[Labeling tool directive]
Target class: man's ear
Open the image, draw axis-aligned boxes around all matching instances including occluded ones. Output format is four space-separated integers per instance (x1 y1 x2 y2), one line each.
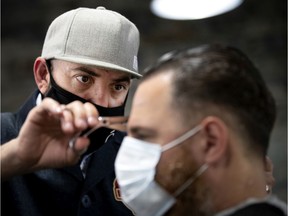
201 116 229 164
33 57 50 94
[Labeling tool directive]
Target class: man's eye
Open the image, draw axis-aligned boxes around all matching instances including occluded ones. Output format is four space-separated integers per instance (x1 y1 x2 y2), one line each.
114 85 125 91
76 76 90 83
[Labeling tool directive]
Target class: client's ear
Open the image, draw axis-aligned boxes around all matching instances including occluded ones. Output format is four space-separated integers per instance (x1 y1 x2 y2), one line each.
201 116 229 164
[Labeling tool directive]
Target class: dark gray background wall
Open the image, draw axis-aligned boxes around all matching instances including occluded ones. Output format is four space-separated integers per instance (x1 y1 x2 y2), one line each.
1 0 287 202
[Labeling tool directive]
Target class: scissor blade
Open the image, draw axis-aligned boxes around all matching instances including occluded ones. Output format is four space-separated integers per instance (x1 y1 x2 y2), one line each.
69 116 128 148
83 116 128 137
99 116 128 132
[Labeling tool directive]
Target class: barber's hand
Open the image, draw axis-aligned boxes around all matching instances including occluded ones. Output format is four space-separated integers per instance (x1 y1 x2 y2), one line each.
1 98 100 180
264 156 275 194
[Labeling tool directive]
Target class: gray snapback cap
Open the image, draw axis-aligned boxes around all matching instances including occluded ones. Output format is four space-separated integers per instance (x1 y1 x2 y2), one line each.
41 7 141 78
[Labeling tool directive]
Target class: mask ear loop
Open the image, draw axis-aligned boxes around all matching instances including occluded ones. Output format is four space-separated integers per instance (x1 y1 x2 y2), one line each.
159 124 208 197
161 125 203 152
173 164 209 197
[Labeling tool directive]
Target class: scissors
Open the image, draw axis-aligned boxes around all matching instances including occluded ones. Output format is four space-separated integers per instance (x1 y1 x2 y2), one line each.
69 116 128 148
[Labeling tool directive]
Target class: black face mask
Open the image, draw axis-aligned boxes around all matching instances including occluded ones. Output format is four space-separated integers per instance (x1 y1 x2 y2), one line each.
44 72 127 153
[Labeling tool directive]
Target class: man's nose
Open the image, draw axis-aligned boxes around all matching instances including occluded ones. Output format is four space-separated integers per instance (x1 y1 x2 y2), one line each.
90 86 109 107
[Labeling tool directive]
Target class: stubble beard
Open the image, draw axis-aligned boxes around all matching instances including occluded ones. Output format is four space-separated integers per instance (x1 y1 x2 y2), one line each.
165 184 214 216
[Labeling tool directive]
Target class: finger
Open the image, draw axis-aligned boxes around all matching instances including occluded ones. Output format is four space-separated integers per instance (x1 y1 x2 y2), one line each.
71 137 90 155
83 102 99 127
65 137 90 165
65 101 89 130
40 97 60 107
28 98 62 121
60 107 76 133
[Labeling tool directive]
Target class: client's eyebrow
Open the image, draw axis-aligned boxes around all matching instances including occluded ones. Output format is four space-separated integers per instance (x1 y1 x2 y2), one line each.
129 126 156 140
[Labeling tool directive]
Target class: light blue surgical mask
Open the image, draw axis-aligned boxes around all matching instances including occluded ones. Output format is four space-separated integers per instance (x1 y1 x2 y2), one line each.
115 124 209 216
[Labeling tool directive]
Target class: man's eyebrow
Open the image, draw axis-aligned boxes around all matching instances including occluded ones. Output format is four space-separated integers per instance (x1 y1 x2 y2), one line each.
74 66 99 77
73 66 131 82
112 75 131 83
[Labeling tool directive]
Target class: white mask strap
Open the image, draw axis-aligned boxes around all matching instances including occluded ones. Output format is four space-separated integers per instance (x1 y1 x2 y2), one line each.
162 125 203 152
173 164 209 197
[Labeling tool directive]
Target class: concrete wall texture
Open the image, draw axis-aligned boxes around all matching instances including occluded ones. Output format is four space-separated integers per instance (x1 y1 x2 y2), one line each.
1 0 287 203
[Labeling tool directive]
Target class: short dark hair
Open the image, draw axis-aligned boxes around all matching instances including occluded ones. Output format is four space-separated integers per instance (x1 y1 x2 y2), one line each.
143 44 276 156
